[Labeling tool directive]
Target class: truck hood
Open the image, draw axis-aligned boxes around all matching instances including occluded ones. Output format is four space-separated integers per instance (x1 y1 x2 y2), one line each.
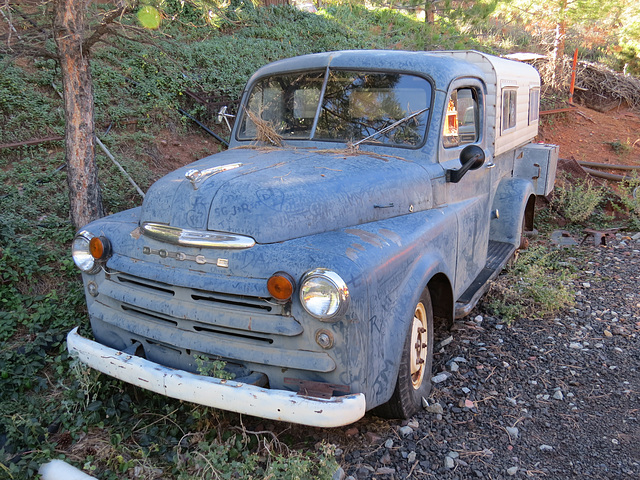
140 147 433 244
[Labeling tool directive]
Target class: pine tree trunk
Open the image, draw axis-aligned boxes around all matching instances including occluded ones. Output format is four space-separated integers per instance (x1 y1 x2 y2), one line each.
54 0 104 230
425 0 435 24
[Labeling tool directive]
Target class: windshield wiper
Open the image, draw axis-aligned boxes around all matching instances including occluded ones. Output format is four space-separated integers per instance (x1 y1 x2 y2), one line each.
352 107 429 147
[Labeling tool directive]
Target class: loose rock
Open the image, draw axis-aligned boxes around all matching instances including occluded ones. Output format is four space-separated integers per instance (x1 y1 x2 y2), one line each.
444 457 455 469
506 427 519 441
425 402 444 414
437 336 454 349
376 467 395 475
432 372 451 383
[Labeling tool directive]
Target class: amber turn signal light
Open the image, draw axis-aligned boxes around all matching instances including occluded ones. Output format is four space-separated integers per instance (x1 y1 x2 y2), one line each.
89 236 111 260
267 272 295 302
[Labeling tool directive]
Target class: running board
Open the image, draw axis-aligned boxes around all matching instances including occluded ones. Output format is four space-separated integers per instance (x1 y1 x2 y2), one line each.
454 240 516 318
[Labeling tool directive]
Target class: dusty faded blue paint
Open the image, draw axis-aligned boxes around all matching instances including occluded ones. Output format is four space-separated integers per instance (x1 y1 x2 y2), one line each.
72 50 554 416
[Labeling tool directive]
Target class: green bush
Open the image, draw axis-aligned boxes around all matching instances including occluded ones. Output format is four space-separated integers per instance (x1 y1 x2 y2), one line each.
485 245 576 324
552 174 605 224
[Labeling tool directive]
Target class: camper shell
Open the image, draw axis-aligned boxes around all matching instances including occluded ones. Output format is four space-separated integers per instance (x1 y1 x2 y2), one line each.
68 50 558 427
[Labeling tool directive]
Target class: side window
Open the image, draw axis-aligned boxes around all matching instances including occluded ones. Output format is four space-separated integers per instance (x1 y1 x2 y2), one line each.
502 88 517 133
529 88 540 125
443 88 479 148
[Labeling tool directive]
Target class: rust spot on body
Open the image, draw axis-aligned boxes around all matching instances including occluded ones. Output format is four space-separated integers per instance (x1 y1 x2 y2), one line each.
345 229 384 248
345 247 359 261
378 228 402 246
350 243 365 251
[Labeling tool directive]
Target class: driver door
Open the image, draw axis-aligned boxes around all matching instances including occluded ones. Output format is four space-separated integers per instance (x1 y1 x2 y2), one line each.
438 80 493 298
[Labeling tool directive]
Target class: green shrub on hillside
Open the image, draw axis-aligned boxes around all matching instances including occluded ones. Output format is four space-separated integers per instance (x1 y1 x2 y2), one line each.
0 63 64 144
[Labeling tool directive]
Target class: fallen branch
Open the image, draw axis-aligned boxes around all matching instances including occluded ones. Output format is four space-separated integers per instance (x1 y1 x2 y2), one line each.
582 167 628 182
578 161 640 171
575 110 596 123
95 137 145 198
0 136 64 150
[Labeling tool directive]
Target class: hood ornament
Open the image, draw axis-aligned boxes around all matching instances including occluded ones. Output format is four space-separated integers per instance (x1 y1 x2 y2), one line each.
185 162 243 189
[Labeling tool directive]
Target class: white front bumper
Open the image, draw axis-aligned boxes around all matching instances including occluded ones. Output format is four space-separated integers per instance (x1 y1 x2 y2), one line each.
67 327 366 428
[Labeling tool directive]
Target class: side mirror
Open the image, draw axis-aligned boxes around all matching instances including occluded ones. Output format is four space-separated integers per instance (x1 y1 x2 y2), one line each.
216 106 235 133
446 145 485 183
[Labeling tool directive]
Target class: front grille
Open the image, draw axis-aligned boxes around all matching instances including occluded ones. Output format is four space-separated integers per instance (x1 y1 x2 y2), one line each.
100 271 301 339
91 268 339 373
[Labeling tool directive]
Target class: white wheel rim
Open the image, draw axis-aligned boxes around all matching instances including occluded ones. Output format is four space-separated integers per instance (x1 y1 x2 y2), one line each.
410 302 428 389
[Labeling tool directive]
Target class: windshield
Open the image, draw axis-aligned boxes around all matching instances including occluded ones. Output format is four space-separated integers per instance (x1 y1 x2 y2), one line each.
237 69 432 147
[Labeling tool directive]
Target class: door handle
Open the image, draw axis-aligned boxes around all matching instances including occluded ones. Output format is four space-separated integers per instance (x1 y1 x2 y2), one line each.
486 162 496 169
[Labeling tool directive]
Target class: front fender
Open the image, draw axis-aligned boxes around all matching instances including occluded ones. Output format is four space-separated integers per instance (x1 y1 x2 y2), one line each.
337 208 456 409
366 250 453 408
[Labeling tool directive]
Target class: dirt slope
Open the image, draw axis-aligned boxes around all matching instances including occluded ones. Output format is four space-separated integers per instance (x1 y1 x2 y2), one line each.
538 107 640 169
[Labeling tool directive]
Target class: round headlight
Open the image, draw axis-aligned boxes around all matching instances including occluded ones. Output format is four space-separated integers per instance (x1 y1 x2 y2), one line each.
299 269 349 321
71 231 101 274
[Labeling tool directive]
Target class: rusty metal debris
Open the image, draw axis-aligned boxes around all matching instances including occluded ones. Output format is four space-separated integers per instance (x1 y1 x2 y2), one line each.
284 378 350 399
178 108 229 147
581 227 619 246
184 89 239 121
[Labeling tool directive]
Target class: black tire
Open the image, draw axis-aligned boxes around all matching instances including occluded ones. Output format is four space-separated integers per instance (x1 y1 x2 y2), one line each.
375 289 434 419
518 210 530 251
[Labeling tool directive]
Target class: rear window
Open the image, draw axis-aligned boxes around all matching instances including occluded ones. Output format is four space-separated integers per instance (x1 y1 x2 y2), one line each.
502 89 517 133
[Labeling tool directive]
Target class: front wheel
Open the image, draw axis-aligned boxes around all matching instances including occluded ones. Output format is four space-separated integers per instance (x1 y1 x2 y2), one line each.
376 290 434 419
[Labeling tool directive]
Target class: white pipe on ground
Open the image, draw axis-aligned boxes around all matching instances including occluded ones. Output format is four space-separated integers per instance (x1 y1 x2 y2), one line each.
39 460 97 480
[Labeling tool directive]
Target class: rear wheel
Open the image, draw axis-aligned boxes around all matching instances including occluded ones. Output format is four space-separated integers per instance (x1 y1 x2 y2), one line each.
376 290 434 419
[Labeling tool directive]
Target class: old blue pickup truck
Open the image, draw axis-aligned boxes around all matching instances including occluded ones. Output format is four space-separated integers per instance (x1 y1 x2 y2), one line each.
68 50 557 427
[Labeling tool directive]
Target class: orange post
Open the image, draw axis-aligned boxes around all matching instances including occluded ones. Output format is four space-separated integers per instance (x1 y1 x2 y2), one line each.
569 48 578 103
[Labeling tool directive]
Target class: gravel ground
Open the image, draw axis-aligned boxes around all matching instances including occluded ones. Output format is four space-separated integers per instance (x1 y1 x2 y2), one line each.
320 234 640 479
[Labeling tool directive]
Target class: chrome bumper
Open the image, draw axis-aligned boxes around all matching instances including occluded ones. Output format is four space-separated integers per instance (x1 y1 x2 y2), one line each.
67 327 366 428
